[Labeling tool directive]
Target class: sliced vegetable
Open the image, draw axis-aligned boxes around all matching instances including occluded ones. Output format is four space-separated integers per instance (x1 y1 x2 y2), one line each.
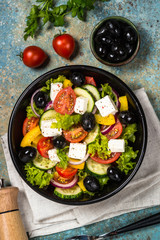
44 101 54 111
119 96 128 111
53 87 76 115
39 109 57 129
37 137 54 158
95 114 115 125
74 87 95 112
104 120 123 140
63 79 73 88
20 125 41 147
86 158 110 177
51 174 78 189
83 84 100 100
63 125 88 143
22 117 39 136
68 153 89 165
56 165 78 178
85 76 96 86
54 185 82 199
83 124 99 144
69 159 85 169
90 152 121 164
78 179 87 192
33 154 56 170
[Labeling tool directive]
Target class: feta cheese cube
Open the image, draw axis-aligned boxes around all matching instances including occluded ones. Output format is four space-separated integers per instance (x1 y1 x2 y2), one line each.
41 119 62 137
74 97 88 115
108 139 125 152
50 82 63 101
68 143 87 160
95 95 118 117
48 149 60 163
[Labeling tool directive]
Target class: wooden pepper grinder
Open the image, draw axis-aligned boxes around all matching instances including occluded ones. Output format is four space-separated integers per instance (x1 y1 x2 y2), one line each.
0 179 28 240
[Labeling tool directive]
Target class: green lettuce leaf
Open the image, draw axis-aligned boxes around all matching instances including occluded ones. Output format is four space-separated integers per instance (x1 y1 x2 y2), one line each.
88 132 111 159
51 113 81 130
101 83 116 102
57 146 69 169
41 75 66 92
24 162 53 188
26 103 44 119
121 123 138 142
116 146 139 175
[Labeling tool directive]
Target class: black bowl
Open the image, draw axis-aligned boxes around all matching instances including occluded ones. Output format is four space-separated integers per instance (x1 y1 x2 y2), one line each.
8 65 147 205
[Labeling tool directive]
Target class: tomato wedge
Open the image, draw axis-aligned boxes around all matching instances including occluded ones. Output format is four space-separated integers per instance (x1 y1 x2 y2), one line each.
56 166 78 178
22 117 39 136
63 125 88 143
85 76 96 86
37 137 54 158
90 152 121 164
104 120 123 140
53 86 76 115
53 171 74 184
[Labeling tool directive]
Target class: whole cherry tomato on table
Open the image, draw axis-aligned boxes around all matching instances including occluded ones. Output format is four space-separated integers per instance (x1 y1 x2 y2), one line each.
52 34 75 59
22 46 48 68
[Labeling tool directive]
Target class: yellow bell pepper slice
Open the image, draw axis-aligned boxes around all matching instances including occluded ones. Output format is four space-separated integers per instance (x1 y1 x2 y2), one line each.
31 134 43 148
69 159 85 169
119 96 128 111
95 114 115 125
78 179 87 192
20 126 41 147
63 79 73 88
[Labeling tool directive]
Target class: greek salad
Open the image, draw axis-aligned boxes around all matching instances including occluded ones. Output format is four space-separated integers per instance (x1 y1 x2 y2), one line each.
19 72 138 199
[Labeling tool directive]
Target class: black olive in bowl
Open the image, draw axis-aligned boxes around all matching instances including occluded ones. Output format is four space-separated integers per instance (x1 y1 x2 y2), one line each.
90 16 140 66
8 65 147 205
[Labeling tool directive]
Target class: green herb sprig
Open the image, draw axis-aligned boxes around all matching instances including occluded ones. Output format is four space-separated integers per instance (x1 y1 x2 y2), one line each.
24 0 109 40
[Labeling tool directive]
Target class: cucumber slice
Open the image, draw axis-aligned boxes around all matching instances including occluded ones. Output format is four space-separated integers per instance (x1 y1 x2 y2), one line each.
39 109 57 129
83 84 100 101
33 154 56 170
74 87 95 112
54 185 82 199
83 124 99 144
86 158 110 177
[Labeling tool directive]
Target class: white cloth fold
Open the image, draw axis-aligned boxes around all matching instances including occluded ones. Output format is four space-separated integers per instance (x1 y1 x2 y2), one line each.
1 88 160 238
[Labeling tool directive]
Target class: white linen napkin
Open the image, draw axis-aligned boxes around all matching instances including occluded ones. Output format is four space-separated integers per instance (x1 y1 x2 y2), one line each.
1 88 160 238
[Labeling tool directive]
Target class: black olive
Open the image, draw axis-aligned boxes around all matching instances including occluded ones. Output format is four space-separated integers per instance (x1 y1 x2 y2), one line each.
33 91 49 109
107 166 123 182
53 136 67 149
96 25 108 36
105 20 121 37
111 44 127 61
106 51 117 63
95 44 108 58
98 35 114 46
119 111 136 124
123 26 137 43
71 72 85 87
81 113 96 132
18 147 37 163
83 176 100 192
125 42 136 56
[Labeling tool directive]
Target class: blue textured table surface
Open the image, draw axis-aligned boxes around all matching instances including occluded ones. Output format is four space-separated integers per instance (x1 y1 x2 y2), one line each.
0 0 160 239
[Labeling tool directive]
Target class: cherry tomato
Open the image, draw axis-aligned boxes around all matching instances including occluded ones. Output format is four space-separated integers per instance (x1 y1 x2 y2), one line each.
22 117 39 136
63 125 88 143
104 120 123 140
56 166 78 178
53 87 76 115
53 171 74 184
22 46 47 68
85 76 97 86
90 152 121 164
52 34 75 59
37 137 54 158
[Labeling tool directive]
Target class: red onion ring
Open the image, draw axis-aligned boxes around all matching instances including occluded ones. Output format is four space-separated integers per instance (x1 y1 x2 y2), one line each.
30 88 42 118
68 153 89 165
50 174 78 189
112 88 121 109
92 106 97 114
44 101 54 111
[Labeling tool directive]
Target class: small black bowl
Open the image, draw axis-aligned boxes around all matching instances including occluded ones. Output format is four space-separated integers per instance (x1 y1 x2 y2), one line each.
90 16 140 66
8 65 147 205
